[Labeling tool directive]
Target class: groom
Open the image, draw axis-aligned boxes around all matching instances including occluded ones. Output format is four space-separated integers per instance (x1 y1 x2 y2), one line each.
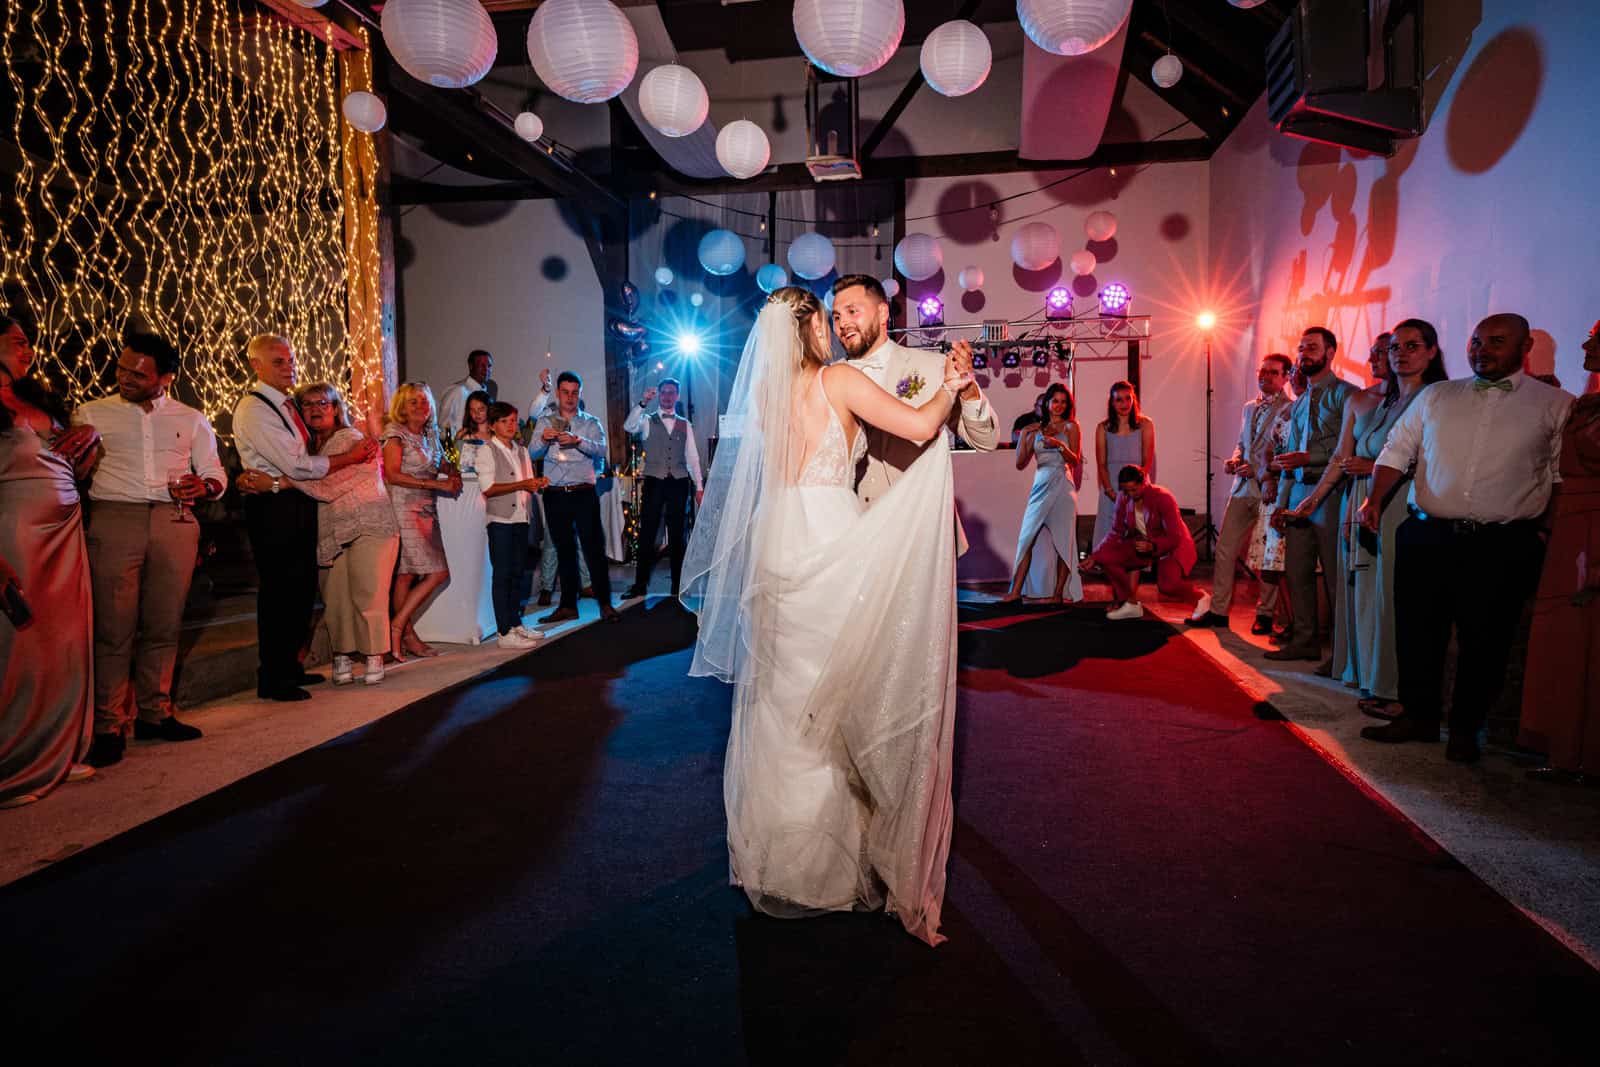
830 275 998 525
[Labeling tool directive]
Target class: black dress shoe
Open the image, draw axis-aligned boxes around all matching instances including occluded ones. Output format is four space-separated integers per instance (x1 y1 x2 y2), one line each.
86 733 125 768
1360 716 1440 744
540 606 580 625
599 604 621 623
134 716 203 742
1250 618 1274 636
1446 736 1481 763
298 672 326 686
257 685 312 702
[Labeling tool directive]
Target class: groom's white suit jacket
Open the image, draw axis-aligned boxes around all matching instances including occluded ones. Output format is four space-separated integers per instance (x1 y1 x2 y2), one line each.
851 338 998 553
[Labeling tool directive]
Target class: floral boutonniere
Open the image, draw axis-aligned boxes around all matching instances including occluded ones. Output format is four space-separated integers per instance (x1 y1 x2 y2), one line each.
895 373 926 400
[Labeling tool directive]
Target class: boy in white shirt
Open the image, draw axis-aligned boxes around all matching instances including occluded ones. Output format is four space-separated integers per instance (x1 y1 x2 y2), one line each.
478 402 548 649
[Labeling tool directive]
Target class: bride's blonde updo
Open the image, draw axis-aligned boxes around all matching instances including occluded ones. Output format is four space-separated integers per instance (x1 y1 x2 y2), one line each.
767 286 831 370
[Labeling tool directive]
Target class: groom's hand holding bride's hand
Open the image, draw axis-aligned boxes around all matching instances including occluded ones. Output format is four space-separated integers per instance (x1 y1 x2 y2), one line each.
946 340 982 401
942 353 974 399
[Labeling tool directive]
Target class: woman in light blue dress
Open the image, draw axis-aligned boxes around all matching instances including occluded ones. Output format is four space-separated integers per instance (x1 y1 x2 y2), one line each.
1000 384 1084 604
1091 380 1156 549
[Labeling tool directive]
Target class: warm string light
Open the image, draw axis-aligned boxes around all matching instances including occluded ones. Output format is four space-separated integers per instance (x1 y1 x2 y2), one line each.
1 0 353 431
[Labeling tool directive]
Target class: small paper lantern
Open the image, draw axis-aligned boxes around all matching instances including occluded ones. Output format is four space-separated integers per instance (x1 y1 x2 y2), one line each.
690 292 705 307
527 0 639 104
380 0 497 89
1018 0 1133 57
880 277 900 299
756 264 789 293
1085 210 1118 242
793 0 905 78
341 91 386 133
654 266 674 287
1152 54 1183 88
894 233 943 281
920 19 991 98
290 0 328 7
1069 250 1097 276
514 111 544 142
788 232 836 280
1010 222 1060 271
1229 1 1268 8
715 120 771 180
822 289 836 312
957 266 984 291
698 229 746 277
639 64 708 138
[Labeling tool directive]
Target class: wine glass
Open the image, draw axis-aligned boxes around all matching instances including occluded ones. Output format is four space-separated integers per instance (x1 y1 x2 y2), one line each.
167 467 194 523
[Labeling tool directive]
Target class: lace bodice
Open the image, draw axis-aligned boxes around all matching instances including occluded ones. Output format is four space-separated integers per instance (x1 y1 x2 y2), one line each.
796 392 867 488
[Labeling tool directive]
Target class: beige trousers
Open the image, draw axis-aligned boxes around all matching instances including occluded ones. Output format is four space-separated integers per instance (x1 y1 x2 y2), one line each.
320 533 400 656
85 500 200 732
1211 493 1281 617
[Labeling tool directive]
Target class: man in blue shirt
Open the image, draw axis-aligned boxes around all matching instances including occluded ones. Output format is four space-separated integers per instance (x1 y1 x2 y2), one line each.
530 371 618 624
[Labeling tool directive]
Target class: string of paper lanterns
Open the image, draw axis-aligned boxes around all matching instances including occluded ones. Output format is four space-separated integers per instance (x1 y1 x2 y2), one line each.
380 0 496 89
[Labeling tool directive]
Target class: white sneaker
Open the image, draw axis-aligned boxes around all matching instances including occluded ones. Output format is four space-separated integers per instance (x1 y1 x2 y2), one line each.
1188 594 1212 622
498 630 539 649
332 654 354 685
1106 600 1145 621
514 624 545 642
364 655 385 685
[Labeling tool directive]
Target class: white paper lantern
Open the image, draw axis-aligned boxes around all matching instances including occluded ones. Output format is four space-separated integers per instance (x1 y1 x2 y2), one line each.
527 0 639 104
1085 210 1118 242
756 263 789 293
1069 250 1097 276
1229 1 1268 8
514 111 544 142
1010 222 1060 271
639 64 708 138
822 289 836 312
690 292 705 307
1018 0 1133 57
341 91 386 133
1152 54 1183 88
654 266 674 287
957 266 984 291
793 0 905 78
788 232 836 280
920 20 991 97
290 0 328 7
698 229 745 276
880 277 900 299
380 0 497 89
715 120 771 180
894 233 943 281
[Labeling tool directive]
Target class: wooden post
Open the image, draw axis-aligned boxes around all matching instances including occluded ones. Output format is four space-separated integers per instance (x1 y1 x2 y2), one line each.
340 49 397 438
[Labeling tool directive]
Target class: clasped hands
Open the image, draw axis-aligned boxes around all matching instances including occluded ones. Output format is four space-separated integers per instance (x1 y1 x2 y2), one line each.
942 340 977 398
541 427 582 447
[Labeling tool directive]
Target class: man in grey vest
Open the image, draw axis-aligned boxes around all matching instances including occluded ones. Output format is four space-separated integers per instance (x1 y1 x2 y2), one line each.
622 377 703 598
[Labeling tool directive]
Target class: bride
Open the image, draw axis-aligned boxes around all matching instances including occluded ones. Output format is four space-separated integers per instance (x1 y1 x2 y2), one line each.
681 287 970 946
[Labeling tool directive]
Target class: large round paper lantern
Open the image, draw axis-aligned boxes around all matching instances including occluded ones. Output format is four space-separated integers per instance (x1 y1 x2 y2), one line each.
1152 54 1183 88
341 91 386 133
639 64 708 138
880 277 900 299
1085 210 1118 242
715 120 771 180
1010 222 1060 271
514 111 544 142
527 0 639 104
756 264 789 293
788 232 836 280
1069 250 1097 276
698 230 745 276
654 266 674 287
894 233 943 281
793 0 905 78
1018 0 1133 57
380 0 497 89
957 266 984 291
920 19 991 97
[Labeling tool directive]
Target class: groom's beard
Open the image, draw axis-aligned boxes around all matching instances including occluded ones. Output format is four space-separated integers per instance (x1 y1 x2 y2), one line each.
838 318 882 360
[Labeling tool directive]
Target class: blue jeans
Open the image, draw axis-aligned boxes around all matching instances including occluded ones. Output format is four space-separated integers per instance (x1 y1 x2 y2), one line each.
486 521 529 635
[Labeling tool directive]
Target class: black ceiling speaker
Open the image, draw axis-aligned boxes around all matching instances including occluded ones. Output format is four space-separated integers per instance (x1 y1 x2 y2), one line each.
1266 0 1424 155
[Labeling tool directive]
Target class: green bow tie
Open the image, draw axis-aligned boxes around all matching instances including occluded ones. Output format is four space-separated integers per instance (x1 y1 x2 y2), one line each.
1473 378 1513 392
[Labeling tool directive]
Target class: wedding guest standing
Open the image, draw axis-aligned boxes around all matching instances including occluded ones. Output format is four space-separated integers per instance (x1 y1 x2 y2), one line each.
1 313 99 807
1360 314 1573 763
1091 381 1156 550
532 371 617 625
1189 354 1293 631
1000 383 1083 605
622 378 703 599
75 333 224 767
381 382 460 661
1089 465 1196 621
455 388 493 475
437 348 497 437
233 334 375 702
1520 319 1600 779
478 400 548 648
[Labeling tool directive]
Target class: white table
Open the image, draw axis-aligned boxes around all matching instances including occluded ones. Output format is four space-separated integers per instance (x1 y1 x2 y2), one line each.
414 474 497 645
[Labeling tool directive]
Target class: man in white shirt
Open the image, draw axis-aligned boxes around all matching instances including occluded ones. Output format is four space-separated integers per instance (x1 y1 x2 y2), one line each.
232 333 376 701
74 334 225 767
622 377 703 599
1357 313 1574 763
478 400 548 648
438 349 498 436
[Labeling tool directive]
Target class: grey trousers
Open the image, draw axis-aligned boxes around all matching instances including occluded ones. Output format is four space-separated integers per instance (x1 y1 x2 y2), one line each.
1211 493 1280 617
85 500 200 733
1281 479 1341 650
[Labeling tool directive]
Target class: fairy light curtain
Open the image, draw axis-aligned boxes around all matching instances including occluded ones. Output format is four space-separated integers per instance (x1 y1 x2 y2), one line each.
1 0 357 430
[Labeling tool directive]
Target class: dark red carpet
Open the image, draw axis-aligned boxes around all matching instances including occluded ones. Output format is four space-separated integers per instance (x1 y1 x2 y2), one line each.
0 599 1592 1065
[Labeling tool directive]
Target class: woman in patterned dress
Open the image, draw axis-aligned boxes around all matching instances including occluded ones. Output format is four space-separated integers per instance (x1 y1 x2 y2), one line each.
381 382 461 660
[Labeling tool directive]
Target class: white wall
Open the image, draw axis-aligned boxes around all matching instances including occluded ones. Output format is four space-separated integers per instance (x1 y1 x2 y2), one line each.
397 199 607 429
